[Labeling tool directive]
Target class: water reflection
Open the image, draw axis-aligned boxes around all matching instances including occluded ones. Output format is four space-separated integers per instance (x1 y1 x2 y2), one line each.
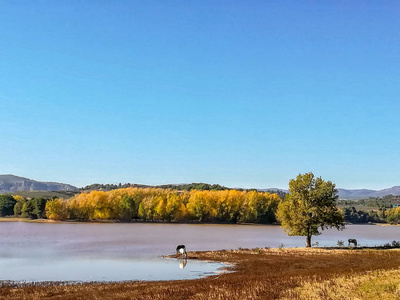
1 222 400 281
179 258 187 269
0 257 225 282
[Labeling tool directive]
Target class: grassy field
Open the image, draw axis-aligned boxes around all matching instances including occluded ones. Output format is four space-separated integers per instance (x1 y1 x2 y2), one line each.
1 247 400 299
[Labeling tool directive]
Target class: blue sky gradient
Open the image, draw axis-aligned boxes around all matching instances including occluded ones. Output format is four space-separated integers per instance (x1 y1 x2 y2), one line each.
1 1 399 189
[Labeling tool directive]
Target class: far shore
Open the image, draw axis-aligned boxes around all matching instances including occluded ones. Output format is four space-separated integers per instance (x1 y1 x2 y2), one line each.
0 216 282 226
2 217 397 227
0 217 55 223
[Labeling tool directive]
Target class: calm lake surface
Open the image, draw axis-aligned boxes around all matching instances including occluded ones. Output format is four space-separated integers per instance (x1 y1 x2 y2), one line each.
1 222 399 282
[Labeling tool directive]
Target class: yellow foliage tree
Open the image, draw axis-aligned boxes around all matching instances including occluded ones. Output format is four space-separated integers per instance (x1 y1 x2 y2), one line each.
13 195 26 216
50 186 282 224
46 198 68 220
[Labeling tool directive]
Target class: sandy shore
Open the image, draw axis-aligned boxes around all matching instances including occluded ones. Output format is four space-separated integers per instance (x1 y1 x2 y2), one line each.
0 217 55 223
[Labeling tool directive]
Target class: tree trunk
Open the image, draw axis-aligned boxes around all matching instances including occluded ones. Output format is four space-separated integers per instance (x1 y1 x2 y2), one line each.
306 234 311 247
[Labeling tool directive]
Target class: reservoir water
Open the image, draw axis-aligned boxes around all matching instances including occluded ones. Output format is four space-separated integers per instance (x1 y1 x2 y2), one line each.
0 222 399 282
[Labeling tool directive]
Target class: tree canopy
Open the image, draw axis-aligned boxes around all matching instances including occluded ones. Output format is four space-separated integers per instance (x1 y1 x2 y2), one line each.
0 194 17 217
44 187 281 223
277 172 345 247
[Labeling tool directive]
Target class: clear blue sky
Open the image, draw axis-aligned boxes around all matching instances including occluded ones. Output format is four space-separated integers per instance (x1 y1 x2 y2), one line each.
1 1 399 189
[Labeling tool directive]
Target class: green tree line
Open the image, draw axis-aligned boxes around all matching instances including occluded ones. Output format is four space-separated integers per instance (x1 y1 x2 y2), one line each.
80 182 230 192
338 195 400 209
0 194 49 219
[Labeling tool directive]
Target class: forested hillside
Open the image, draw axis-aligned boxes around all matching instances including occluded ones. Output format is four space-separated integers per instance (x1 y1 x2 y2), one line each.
80 182 287 198
81 182 230 191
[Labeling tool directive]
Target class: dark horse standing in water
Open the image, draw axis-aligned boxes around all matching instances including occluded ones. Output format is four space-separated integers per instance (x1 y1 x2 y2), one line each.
176 245 187 258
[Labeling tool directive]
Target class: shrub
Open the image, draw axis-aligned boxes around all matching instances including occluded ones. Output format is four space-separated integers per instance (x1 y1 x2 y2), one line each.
0 194 17 216
392 240 400 248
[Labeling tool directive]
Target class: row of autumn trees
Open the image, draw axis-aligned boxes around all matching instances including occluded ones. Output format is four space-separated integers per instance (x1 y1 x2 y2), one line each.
45 188 281 223
3 177 400 229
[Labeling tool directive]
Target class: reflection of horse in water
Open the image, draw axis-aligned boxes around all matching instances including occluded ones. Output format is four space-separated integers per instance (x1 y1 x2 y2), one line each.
176 245 187 259
179 259 187 269
348 239 358 247
176 245 188 269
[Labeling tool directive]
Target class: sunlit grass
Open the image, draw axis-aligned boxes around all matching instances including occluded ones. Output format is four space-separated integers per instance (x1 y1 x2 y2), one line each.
284 268 400 300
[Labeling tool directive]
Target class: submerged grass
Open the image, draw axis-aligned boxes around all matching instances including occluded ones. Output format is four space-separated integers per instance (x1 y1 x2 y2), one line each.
1 247 400 299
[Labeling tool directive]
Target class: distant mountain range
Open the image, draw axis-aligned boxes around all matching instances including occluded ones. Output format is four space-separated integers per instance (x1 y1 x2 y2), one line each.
262 187 400 199
0 174 399 199
337 187 400 199
0 174 78 193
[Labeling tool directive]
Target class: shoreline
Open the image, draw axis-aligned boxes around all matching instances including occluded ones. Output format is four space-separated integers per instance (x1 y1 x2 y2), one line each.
0 217 54 223
0 217 281 225
2 217 397 226
1 247 400 299
0 257 235 288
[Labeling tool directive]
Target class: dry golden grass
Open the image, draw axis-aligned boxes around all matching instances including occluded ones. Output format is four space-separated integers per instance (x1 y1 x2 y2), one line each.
283 268 400 300
1 247 400 299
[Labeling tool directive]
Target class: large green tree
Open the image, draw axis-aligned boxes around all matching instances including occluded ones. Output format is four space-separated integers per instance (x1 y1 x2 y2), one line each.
277 172 345 247
21 198 48 219
0 194 17 217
